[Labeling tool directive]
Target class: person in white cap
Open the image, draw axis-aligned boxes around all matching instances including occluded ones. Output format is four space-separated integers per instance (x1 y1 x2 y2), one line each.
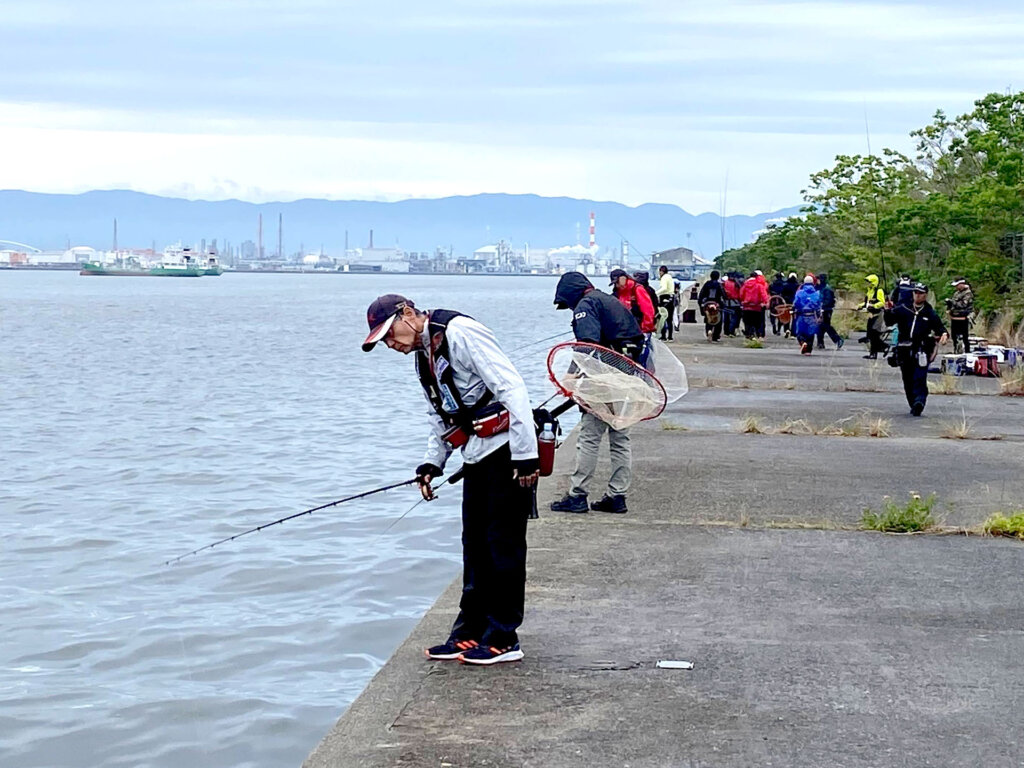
362 294 538 665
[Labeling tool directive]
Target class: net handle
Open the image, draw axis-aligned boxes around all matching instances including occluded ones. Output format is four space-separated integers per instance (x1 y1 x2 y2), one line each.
546 341 668 422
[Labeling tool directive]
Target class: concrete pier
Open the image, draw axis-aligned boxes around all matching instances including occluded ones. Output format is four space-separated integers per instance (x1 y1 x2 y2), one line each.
305 325 1024 768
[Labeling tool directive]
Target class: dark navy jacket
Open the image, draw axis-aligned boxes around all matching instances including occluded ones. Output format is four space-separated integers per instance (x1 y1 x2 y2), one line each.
553 272 644 352
818 282 836 311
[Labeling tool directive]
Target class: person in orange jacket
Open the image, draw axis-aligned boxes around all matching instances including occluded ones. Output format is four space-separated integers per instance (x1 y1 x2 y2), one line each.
739 270 769 339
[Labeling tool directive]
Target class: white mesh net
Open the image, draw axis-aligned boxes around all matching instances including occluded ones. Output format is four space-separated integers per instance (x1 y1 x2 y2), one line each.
548 342 667 430
648 339 688 403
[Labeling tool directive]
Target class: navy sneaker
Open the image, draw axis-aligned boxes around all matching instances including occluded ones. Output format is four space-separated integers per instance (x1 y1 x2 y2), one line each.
459 643 524 665
910 402 924 416
837 338 845 350
590 494 627 514
425 638 478 660
550 494 588 513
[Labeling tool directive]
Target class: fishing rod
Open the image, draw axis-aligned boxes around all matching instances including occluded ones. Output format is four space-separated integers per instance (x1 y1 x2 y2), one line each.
166 477 420 565
385 397 577 532
864 108 889 293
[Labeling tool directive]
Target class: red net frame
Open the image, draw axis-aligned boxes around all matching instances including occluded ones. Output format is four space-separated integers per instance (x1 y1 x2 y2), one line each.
546 341 668 428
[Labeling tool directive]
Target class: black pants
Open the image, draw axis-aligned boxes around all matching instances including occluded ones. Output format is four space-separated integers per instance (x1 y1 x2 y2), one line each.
817 310 842 346
449 443 530 648
660 298 675 340
951 318 970 353
899 354 929 410
866 314 886 355
770 310 782 334
741 309 761 338
704 318 722 341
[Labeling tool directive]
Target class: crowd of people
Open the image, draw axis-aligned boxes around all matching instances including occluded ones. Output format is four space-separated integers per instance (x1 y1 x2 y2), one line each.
696 269 844 353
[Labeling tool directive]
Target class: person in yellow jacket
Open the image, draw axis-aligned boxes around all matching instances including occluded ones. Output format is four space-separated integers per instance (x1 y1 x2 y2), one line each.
858 274 887 359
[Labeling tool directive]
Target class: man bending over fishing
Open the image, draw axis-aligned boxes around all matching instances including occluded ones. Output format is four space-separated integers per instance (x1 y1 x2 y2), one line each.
549 272 644 515
362 294 538 666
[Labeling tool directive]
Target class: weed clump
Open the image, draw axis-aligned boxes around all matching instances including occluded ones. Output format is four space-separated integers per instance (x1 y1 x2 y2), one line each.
743 338 764 349
928 373 962 395
1000 367 1024 397
982 512 1024 540
740 415 767 434
862 493 937 533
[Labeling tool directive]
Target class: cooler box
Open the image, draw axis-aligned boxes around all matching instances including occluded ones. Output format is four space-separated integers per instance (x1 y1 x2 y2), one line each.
974 354 1000 377
941 355 967 376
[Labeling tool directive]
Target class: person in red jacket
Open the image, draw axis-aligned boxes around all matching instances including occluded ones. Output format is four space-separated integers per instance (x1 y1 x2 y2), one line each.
610 268 655 365
739 270 769 339
610 268 655 333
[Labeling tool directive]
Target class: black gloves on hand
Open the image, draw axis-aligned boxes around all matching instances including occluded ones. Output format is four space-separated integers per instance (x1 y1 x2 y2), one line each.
512 458 539 476
416 463 443 481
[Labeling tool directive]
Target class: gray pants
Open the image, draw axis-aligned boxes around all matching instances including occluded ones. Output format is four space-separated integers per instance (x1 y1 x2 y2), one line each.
570 411 631 497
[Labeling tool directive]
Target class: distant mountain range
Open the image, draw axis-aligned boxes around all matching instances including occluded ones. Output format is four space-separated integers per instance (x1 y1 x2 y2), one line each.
0 189 801 259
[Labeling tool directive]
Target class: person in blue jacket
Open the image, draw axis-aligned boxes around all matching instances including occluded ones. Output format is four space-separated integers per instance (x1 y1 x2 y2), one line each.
815 273 844 350
792 276 822 355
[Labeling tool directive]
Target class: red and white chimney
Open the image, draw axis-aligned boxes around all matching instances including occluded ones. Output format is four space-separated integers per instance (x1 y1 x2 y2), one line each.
588 211 596 249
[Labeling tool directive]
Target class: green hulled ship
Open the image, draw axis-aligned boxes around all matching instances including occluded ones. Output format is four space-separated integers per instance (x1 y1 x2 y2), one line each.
80 246 224 277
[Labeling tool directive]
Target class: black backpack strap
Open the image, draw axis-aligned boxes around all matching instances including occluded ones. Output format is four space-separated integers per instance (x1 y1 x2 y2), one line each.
418 310 494 429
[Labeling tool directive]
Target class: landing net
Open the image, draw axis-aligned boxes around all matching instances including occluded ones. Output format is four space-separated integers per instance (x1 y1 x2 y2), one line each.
647 339 688 403
547 341 667 430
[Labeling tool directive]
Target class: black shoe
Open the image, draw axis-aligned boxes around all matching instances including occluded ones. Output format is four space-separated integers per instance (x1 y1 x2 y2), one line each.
863 354 877 360
910 402 924 416
837 339 845 350
858 336 869 343
425 638 479 660
458 643 524 665
550 493 588 513
590 494 627 514
817 343 825 350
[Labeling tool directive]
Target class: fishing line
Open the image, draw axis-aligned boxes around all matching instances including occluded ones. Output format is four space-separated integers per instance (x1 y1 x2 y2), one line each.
165 478 419 565
382 467 465 534
506 330 572 357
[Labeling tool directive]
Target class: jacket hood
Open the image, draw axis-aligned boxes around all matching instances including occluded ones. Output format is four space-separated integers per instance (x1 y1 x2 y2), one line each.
798 282 818 295
866 274 879 286
554 271 594 310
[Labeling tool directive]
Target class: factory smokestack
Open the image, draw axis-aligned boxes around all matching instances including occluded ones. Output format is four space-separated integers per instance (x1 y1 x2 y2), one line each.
589 211 595 249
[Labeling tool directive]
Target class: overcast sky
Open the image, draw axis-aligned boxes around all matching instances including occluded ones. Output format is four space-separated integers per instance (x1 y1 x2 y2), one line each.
1 0 1021 214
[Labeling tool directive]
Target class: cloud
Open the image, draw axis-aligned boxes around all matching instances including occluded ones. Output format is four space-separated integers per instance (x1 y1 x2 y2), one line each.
0 0 1021 212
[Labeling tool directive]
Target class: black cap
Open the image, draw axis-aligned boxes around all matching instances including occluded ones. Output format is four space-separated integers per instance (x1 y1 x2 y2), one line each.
609 268 628 284
362 294 414 351
912 282 928 293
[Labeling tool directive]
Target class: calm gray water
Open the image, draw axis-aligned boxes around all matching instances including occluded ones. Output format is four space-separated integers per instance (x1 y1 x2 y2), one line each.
0 271 568 768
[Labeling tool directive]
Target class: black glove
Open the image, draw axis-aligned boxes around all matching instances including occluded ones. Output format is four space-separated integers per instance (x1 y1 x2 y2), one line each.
512 458 539 476
415 463 443 481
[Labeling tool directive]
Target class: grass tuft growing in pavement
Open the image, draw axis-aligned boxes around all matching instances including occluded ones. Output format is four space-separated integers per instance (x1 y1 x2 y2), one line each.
743 338 764 349
982 511 1024 540
928 373 962 395
862 493 936 533
661 422 688 431
739 415 768 434
999 367 1024 397
865 417 892 438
